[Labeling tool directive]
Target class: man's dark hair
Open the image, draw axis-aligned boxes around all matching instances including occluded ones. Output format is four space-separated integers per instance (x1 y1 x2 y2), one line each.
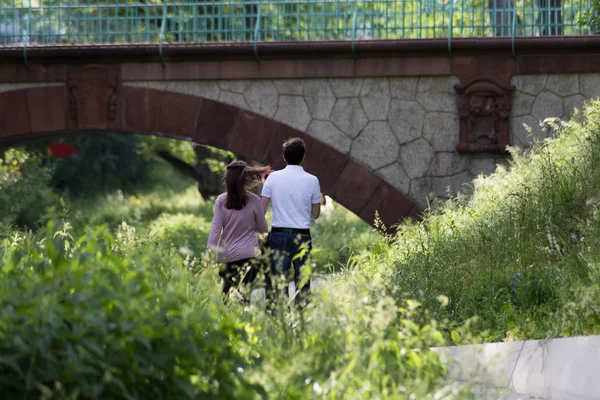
283 138 305 165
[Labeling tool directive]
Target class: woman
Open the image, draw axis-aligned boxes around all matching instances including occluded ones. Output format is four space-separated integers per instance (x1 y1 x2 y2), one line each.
207 160 271 299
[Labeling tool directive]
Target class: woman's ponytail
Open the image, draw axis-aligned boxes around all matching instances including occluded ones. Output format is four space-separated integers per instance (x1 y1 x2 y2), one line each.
224 160 272 210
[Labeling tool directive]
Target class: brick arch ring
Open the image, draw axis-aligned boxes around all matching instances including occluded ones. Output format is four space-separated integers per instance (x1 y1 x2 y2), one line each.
0 84 421 231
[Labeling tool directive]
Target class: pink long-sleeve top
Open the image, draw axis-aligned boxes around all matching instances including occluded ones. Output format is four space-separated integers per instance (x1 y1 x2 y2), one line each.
207 192 268 263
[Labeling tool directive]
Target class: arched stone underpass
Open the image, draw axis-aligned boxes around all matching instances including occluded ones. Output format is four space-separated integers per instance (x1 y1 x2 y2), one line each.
0 85 422 231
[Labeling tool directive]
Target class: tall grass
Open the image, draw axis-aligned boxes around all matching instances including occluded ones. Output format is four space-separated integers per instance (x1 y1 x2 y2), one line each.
2 100 600 396
68 165 380 275
310 200 382 272
0 219 469 399
372 100 600 341
0 138 477 398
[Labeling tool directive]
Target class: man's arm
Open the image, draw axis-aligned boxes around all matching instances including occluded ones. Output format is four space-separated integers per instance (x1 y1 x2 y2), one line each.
311 202 321 220
261 196 271 215
311 178 321 220
261 173 272 215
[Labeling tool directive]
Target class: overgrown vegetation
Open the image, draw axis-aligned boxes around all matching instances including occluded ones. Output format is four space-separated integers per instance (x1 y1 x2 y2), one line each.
0 197 457 398
4 132 452 398
2 100 600 397
367 100 600 342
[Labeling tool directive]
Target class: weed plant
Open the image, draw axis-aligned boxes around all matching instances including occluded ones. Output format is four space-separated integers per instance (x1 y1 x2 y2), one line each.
371 100 600 342
0 220 467 399
0 142 461 398
0 148 59 228
69 167 379 275
3 101 600 396
309 200 381 273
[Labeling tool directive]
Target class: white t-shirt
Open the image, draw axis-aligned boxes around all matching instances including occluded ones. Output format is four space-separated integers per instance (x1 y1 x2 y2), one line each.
261 165 321 229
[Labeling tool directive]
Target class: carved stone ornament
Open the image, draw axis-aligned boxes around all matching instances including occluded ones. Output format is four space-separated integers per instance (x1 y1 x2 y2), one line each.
67 65 120 130
454 75 515 153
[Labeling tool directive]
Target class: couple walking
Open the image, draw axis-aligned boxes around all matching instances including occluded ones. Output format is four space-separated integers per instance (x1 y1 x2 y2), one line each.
207 138 321 304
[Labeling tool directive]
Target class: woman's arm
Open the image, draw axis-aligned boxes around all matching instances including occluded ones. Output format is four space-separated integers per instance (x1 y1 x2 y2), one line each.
207 198 223 250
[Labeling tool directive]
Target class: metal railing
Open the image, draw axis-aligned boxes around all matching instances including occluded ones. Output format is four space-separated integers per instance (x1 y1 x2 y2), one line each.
0 0 596 47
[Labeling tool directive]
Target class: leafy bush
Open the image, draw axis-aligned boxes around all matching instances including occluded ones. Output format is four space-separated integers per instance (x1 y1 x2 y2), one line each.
148 212 211 256
0 220 464 399
310 200 381 272
580 1 600 34
246 274 460 399
32 134 216 198
0 149 59 229
0 222 261 399
40 134 147 196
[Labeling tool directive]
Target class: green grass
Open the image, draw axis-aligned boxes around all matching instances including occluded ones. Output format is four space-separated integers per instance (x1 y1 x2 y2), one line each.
2 100 600 397
0 145 464 398
310 199 382 273
67 162 380 274
0 219 461 399
365 100 600 342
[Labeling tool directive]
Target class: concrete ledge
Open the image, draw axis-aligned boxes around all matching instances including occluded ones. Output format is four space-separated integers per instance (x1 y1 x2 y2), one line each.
2 37 600 60
433 335 600 400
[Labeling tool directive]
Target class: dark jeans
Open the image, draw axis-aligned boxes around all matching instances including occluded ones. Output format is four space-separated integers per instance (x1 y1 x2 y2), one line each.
219 258 258 299
267 230 312 304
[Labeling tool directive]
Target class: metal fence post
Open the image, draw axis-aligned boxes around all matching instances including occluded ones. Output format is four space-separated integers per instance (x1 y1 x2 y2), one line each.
448 0 454 56
253 0 263 62
351 0 358 58
159 3 167 68
511 0 517 56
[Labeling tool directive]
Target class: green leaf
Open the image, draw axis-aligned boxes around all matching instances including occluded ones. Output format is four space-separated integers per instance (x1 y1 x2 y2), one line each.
450 330 462 346
0 355 24 378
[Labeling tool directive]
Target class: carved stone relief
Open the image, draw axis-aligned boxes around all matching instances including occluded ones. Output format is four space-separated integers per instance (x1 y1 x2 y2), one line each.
455 75 514 153
66 65 120 130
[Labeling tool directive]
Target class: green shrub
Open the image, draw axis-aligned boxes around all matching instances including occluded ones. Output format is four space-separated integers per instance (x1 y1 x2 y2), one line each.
310 200 381 272
0 222 263 399
0 149 59 229
0 220 466 399
42 134 146 196
245 274 462 399
148 212 211 256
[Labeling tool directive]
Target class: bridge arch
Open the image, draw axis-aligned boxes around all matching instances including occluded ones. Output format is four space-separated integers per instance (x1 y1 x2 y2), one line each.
0 84 421 230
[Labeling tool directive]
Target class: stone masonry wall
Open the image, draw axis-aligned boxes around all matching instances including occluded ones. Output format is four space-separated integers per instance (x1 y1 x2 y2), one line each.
1 74 596 209
126 73 598 208
126 77 486 208
511 74 599 146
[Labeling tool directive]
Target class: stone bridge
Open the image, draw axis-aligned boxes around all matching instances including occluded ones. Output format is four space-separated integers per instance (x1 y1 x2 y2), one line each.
1 39 599 228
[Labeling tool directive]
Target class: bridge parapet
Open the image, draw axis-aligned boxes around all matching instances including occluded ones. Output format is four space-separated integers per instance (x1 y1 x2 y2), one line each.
0 0 594 49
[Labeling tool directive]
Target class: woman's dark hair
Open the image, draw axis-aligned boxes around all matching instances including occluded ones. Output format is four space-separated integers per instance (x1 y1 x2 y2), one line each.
224 160 270 210
283 138 305 165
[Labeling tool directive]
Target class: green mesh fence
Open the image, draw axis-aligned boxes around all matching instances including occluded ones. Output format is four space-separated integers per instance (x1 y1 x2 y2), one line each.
0 0 596 46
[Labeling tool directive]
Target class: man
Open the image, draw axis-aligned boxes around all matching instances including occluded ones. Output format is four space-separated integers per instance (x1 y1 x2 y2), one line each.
261 138 321 304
